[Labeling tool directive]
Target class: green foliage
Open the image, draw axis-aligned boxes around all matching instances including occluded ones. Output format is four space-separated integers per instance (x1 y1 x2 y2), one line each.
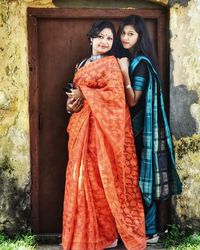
0 233 37 250
174 134 200 160
162 225 200 250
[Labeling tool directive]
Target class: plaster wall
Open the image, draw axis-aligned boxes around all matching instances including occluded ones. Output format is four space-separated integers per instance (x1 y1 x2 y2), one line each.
0 0 54 233
0 0 199 233
170 0 200 138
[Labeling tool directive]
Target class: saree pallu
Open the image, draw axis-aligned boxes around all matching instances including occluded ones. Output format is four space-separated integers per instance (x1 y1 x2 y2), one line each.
130 56 182 207
62 56 146 250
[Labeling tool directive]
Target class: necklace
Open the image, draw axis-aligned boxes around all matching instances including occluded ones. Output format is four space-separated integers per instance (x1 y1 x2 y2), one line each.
88 54 105 62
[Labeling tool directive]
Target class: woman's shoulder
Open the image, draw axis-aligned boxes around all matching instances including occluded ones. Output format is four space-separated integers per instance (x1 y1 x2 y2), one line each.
135 60 148 70
130 55 151 70
104 55 118 65
106 56 123 71
131 54 152 65
93 55 118 68
77 58 88 69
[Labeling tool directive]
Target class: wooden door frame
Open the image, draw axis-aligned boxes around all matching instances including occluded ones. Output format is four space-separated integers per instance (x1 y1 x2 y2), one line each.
27 7 168 233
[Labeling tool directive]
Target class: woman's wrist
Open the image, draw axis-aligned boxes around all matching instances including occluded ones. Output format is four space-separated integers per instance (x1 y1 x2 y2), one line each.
122 70 129 78
66 103 73 114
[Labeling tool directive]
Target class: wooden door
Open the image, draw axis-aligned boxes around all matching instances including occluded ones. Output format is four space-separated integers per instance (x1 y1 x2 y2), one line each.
28 8 168 234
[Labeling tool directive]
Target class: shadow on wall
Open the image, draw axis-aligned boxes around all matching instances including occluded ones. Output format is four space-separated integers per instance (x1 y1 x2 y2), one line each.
170 84 198 139
0 156 31 234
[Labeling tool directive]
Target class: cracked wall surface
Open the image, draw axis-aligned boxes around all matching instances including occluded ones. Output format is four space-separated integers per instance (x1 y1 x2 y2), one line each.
0 0 54 233
170 0 200 138
173 135 200 231
0 0 199 232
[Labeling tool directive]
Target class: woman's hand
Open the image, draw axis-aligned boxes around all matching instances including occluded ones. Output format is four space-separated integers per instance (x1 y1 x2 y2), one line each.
66 87 84 100
118 57 131 88
118 57 129 74
67 98 84 113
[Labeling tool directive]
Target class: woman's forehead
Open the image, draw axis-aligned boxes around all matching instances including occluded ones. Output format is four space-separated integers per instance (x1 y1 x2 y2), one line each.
122 25 136 32
99 28 113 36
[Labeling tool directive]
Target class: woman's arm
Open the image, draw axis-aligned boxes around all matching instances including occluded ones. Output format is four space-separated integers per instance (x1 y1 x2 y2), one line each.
118 57 143 107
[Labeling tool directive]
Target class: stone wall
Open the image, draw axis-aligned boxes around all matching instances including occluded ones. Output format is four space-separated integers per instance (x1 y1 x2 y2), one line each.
170 0 200 138
0 0 199 233
173 135 200 231
0 0 54 233
169 0 200 231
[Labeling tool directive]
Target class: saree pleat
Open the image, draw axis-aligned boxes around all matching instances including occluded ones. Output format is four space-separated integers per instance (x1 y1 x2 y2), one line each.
62 56 146 250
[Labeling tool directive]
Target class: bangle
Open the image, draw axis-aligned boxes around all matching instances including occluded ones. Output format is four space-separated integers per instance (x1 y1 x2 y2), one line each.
125 84 132 89
66 107 73 114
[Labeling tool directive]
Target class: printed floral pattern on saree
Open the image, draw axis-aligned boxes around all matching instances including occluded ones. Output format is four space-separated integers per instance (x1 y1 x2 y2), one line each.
62 56 146 250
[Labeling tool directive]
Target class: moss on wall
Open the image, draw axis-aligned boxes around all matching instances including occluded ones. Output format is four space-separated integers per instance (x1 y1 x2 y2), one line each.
172 135 200 231
174 134 200 159
0 156 31 234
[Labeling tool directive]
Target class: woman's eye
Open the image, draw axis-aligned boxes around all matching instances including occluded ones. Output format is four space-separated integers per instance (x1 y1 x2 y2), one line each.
97 35 104 39
128 33 134 36
107 37 113 41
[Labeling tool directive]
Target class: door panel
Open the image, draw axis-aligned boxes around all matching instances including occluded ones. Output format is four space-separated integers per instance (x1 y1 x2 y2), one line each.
28 8 168 234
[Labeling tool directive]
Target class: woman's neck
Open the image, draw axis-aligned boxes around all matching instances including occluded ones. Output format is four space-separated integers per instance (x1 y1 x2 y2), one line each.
88 54 105 62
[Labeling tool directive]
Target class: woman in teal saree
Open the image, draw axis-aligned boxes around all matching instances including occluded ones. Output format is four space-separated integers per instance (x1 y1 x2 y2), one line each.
116 15 182 241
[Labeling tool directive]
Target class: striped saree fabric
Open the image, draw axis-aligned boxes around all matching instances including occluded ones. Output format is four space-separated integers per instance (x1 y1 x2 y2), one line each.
130 56 182 207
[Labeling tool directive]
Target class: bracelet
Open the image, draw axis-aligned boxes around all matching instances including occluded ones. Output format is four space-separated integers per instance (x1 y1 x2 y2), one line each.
66 107 73 114
67 110 73 115
125 84 132 89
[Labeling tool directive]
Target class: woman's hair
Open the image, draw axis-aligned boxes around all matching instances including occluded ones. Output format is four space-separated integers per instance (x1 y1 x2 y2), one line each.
116 15 158 70
87 20 116 55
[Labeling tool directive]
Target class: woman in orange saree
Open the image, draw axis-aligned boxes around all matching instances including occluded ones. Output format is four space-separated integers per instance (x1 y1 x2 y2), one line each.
62 20 146 250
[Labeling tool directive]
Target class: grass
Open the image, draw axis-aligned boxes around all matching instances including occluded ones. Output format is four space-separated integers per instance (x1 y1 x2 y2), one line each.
162 225 200 250
0 226 200 250
0 233 37 250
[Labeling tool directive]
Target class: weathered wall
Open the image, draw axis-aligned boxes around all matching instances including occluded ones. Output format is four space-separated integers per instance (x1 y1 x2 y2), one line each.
169 0 200 231
0 0 54 233
170 0 200 138
0 0 199 233
173 135 200 231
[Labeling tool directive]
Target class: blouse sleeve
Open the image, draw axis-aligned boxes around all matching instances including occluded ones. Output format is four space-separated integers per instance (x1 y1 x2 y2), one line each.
131 61 148 91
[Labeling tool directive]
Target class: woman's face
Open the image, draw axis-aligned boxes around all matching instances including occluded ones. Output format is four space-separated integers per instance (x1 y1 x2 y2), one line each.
120 25 139 50
91 28 114 55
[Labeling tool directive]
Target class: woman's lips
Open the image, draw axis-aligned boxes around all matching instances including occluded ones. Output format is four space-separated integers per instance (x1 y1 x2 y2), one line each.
122 41 129 45
100 45 109 49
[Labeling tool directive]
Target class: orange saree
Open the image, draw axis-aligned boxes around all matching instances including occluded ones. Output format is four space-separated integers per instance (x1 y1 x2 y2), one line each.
62 56 146 250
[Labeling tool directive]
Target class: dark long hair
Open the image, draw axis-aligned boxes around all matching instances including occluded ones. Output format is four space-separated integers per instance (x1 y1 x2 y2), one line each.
116 15 158 71
87 20 116 55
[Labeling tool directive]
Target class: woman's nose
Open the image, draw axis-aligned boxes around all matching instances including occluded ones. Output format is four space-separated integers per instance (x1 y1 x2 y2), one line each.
103 37 109 43
123 34 128 40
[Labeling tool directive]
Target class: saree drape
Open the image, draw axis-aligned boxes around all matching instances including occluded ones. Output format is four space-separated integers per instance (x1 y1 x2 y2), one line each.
130 56 182 207
62 56 146 250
